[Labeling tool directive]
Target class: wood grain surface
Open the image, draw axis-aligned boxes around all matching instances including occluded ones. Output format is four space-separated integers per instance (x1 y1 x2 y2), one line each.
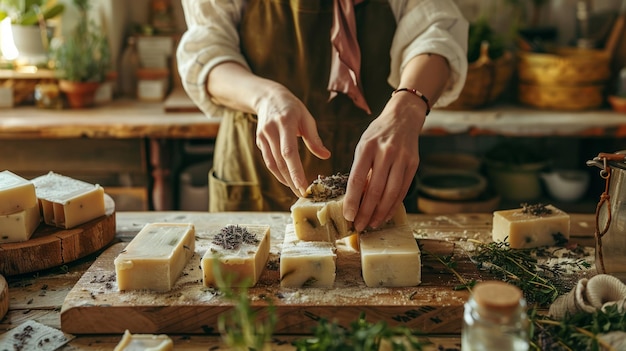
59 211 597 336
61 237 475 335
0 196 116 277
0 211 596 350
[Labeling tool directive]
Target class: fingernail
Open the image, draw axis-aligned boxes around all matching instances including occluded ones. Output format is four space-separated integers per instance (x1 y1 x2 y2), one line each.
345 209 356 222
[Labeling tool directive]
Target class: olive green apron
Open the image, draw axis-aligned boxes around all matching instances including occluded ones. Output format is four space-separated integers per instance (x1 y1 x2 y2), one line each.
209 0 396 212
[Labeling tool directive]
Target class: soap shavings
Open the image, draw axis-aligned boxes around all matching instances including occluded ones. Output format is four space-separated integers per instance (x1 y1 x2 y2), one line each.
212 225 259 250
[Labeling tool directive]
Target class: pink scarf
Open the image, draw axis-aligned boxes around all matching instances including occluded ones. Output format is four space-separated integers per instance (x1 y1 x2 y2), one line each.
328 0 371 114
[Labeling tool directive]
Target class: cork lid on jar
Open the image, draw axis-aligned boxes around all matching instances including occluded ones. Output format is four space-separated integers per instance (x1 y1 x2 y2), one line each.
472 280 524 315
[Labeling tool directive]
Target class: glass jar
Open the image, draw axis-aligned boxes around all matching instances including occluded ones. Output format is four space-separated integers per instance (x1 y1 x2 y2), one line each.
34 83 62 109
462 281 529 351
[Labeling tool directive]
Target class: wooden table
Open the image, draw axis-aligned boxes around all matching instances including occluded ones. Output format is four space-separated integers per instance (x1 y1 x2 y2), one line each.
0 211 597 350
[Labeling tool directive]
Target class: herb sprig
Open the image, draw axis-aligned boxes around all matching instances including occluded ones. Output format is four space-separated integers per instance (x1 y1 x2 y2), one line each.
211 257 276 351
293 312 431 351
529 304 626 351
468 240 591 307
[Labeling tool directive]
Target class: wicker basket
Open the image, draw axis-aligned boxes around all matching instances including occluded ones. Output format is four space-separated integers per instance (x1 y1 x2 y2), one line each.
518 82 605 110
517 47 610 110
445 42 515 110
517 48 611 85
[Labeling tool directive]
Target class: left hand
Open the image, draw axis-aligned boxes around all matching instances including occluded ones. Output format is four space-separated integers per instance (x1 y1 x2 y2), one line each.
343 92 426 232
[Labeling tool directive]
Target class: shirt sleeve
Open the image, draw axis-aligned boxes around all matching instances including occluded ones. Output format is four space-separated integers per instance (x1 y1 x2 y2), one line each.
389 0 469 108
176 0 248 117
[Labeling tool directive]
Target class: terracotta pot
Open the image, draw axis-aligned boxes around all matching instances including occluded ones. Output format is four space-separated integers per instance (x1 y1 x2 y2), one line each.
58 80 100 108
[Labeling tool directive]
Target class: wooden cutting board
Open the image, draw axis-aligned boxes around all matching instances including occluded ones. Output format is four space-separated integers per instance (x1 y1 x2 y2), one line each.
60 229 482 336
0 196 116 277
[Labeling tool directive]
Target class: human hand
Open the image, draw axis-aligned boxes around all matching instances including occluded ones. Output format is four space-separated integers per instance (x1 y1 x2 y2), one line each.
343 94 425 232
254 85 331 197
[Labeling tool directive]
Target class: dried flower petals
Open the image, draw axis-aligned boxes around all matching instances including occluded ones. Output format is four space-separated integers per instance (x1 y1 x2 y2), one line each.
212 225 259 250
305 173 349 202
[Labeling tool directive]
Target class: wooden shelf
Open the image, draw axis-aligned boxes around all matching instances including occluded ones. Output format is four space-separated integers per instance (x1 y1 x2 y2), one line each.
425 105 626 137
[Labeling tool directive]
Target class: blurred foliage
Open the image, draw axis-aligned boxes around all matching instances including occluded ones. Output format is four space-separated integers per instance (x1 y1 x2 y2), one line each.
467 16 506 62
0 0 64 26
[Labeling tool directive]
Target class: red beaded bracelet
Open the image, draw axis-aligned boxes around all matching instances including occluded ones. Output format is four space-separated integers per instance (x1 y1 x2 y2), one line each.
392 88 431 116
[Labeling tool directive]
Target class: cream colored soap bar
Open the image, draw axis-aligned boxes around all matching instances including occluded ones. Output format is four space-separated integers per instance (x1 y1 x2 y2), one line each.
280 224 336 288
114 330 173 351
32 172 105 229
0 203 41 244
360 225 421 287
0 170 37 216
202 224 270 287
291 196 408 242
115 223 196 292
492 204 570 249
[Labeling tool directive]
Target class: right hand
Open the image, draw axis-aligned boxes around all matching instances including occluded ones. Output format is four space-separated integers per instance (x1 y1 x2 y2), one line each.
254 84 331 197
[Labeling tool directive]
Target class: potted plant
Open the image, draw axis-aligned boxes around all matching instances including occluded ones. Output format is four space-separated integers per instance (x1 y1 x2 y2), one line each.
0 0 65 65
50 0 110 108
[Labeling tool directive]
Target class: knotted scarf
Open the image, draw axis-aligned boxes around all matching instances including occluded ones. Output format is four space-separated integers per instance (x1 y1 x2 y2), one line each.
328 0 371 114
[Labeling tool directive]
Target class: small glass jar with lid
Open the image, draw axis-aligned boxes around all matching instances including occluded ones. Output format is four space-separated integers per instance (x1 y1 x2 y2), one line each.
462 280 529 351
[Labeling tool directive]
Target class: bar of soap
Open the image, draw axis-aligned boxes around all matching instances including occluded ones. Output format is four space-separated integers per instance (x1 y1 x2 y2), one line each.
492 204 570 249
0 170 37 216
32 172 106 229
0 203 41 244
201 224 270 287
114 223 196 292
280 224 337 288
291 196 408 242
114 330 173 351
360 225 422 287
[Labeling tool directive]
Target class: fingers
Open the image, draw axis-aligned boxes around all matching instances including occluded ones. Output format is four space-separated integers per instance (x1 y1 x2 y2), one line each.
300 117 331 161
344 145 418 233
256 98 328 197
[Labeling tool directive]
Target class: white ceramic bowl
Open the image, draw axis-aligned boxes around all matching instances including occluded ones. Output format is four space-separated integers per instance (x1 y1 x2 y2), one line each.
541 170 590 202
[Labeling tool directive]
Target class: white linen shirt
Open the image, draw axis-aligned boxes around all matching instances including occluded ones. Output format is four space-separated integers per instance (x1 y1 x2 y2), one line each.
177 0 468 118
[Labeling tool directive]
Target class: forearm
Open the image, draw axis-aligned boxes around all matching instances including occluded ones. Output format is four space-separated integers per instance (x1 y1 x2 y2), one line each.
396 54 450 116
207 62 286 115
385 53 451 127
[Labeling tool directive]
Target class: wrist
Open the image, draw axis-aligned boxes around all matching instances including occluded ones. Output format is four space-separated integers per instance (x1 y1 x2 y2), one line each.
391 88 431 116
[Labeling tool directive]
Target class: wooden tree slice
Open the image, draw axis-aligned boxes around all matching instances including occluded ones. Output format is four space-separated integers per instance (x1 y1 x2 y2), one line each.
0 196 116 277
0 274 7 320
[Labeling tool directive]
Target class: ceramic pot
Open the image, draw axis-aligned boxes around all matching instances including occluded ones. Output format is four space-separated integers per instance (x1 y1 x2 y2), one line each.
485 159 548 202
58 80 100 108
10 24 49 66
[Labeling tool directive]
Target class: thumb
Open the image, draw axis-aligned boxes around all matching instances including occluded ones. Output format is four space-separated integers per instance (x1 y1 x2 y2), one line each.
300 117 331 160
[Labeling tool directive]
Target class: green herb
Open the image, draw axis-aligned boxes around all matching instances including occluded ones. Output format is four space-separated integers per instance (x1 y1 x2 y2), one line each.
50 0 110 82
293 312 431 351
422 250 476 292
470 240 558 306
211 257 276 351
529 304 626 351
0 0 65 26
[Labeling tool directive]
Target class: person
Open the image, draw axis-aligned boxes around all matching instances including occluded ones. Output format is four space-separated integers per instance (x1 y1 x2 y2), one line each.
177 0 468 232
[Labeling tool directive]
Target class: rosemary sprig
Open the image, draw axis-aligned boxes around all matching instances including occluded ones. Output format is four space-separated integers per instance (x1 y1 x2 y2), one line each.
529 304 626 351
422 249 476 292
292 312 431 351
468 240 591 307
212 257 277 351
